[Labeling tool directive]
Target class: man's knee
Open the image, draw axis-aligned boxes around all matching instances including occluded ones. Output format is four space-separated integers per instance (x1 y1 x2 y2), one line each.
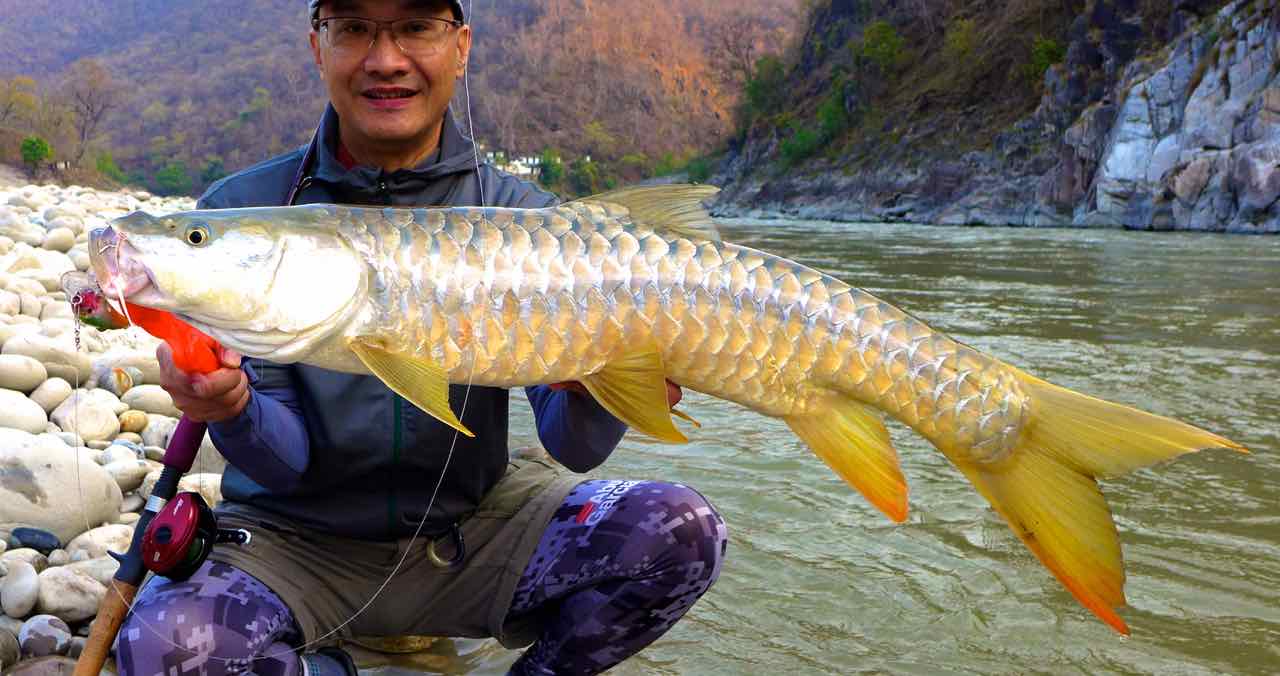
115 563 297 675
634 482 728 574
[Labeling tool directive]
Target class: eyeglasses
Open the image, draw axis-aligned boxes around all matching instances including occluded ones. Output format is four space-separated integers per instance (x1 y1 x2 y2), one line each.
313 16 463 57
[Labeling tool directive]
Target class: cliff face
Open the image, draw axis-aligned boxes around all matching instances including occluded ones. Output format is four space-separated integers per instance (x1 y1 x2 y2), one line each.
714 0 1280 233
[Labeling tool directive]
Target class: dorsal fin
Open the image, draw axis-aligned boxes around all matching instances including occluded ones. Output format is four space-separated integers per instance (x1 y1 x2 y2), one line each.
573 184 722 242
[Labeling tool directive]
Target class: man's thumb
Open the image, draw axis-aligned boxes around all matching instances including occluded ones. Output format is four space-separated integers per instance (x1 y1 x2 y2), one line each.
220 347 242 369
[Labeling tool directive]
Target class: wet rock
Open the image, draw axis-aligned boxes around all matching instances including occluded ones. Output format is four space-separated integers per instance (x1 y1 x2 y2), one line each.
1 560 39 618
9 529 59 557
35 566 106 622
17 614 70 657
0 355 46 393
0 389 46 434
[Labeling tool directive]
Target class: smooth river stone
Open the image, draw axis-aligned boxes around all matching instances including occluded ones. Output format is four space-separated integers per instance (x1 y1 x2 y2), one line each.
35 566 106 623
27 378 71 414
1 334 91 385
38 229 74 254
118 409 148 434
0 627 17 668
121 384 182 418
0 389 46 434
17 614 70 657
64 524 132 560
1 561 39 618
0 434 122 545
8 529 59 556
49 392 119 442
0 355 46 393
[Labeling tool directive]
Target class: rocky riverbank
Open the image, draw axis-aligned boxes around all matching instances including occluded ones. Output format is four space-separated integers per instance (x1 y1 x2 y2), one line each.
712 0 1279 233
0 179 227 672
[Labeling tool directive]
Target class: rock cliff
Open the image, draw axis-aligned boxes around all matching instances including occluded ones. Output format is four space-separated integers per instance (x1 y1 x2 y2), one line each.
714 0 1279 232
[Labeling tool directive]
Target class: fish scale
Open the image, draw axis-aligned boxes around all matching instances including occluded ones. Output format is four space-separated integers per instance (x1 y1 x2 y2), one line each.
333 201 1031 466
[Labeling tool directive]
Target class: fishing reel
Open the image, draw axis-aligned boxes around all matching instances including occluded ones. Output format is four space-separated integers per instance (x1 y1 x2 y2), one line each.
140 492 251 580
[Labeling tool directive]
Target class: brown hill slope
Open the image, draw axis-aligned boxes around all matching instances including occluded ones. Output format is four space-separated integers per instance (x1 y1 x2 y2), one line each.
0 0 800 191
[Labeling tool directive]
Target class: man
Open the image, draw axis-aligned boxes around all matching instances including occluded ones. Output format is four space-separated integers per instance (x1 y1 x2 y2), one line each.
115 1 727 674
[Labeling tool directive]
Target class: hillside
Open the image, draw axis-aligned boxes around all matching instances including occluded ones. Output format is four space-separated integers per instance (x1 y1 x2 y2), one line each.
713 0 1280 232
0 0 799 194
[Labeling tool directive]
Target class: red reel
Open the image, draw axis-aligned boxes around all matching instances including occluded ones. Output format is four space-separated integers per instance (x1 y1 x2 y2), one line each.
141 491 248 580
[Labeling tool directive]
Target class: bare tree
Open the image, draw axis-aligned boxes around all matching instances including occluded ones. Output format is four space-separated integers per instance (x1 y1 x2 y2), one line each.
0 76 38 129
64 59 120 166
709 12 769 88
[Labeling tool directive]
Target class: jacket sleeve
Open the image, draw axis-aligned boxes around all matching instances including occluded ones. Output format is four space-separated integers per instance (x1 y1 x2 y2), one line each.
525 385 627 472
205 352 312 492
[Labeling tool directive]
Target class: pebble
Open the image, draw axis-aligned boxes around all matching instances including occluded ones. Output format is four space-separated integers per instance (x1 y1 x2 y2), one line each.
0 627 17 667
116 512 139 525
0 389 47 433
1 561 39 618
119 494 144 513
27 378 71 414
104 460 150 493
44 551 68 568
121 384 183 418
118 409 148 434
0 355 46 392
16 615 70 657
98 366 133 397
140 414 179 448
0 551 46 574
49 392 119 443
38 229 74 254
9 529 60 557
35 567 106 623
114 431 144 445
1 334 91 387
65 525 132 561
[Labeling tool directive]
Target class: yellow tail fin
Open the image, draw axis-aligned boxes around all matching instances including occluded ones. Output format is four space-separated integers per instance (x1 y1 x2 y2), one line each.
957 369 1247 634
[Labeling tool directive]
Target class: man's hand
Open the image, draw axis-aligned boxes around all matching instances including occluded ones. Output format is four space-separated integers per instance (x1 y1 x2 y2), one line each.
550 379 683 408
157 342 250 423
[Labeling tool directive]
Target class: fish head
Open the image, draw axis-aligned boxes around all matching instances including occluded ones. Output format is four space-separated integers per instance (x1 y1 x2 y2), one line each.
88 206 366 361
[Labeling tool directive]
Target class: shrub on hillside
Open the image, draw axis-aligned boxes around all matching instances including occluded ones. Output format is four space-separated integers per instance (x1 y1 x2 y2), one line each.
20 136 52 177
1024 35 1066 88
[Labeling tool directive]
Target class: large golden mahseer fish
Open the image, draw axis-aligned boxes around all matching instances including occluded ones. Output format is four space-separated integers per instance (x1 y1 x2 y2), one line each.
88 185 1245 634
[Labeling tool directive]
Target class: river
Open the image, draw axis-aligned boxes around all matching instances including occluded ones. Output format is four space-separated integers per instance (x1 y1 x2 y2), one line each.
370 220 1280 675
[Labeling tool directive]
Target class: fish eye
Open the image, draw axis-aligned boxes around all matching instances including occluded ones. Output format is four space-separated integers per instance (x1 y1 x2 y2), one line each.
184 223 212 247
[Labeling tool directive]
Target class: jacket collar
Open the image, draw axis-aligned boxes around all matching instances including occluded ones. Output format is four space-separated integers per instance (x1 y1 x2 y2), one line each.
309 103 479 193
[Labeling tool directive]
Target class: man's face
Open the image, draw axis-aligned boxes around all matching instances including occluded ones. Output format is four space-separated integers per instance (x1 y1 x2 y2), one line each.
310 0 471 155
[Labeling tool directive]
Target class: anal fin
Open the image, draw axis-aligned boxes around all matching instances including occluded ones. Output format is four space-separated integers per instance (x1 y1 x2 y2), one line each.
786 396 909 522
579 345 687 443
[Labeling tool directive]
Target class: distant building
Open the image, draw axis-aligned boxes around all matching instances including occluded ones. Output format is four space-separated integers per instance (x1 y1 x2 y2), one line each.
485 150 540 178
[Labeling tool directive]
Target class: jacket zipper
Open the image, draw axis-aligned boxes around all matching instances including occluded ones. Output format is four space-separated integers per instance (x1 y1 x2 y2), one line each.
389 396 402 534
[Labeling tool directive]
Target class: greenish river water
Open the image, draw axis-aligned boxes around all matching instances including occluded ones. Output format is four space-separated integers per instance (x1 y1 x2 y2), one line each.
372 221 1280 675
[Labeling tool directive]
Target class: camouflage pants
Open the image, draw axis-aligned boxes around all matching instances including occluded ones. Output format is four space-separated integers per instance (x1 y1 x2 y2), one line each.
115 480 727 676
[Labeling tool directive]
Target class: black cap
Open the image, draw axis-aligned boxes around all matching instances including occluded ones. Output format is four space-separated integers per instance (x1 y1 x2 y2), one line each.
309 1 465 23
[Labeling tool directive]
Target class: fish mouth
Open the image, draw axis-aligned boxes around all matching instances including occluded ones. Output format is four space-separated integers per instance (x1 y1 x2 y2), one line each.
88 226 156 300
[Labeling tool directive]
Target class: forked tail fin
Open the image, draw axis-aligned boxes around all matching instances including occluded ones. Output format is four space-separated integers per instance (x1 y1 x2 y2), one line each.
955 369 1247 634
